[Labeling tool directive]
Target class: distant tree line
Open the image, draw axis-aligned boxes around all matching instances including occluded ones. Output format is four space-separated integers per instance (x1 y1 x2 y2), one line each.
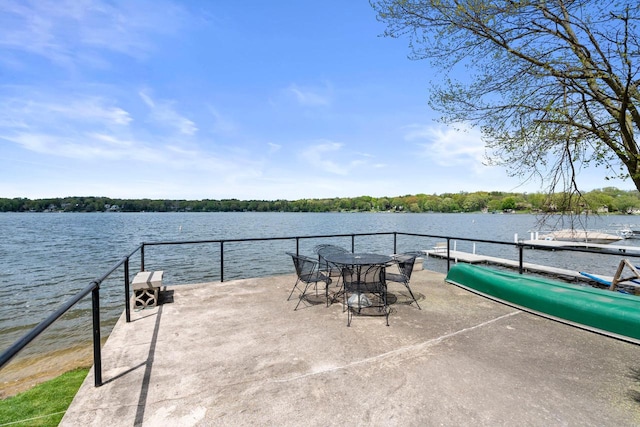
2 187 640 214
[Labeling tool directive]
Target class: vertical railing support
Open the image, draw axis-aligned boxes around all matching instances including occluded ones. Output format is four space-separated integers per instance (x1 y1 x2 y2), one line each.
140 244 145 272
220 241 225 282
446 238 451 272
393 232 397 255
124 257 131 323
91 283 103 387
351 235 355 253
518 244 524 274
296 237 300 255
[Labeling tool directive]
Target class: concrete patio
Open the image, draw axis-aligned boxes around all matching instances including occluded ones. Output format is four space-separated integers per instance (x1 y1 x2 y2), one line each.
61 268 640 426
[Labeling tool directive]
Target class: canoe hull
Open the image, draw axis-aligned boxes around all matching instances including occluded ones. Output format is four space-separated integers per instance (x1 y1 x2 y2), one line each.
445 263 640 344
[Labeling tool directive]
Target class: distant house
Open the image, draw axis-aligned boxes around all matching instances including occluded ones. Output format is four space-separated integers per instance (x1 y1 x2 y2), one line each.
597 205 609 213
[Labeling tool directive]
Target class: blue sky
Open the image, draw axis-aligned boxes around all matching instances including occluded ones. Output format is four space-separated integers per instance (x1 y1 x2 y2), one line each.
0 1 631 200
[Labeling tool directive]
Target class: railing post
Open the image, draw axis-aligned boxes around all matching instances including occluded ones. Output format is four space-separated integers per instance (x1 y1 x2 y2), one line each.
446 238 451 272
518 243 524 274
220 241 224 282
296 237 300 255
351 235 355 253
124 257 131 323
393 232 397 254
140 244 145 272
91 283 103 387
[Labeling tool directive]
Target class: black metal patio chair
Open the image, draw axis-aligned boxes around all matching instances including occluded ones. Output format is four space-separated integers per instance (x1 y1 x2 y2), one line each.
314 244 349 271
286 252 331 310
314 244 349 303
385 252 422 309
341 263 389 326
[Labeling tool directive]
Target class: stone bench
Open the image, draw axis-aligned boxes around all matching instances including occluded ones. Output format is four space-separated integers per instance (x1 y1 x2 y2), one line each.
131 270 163 309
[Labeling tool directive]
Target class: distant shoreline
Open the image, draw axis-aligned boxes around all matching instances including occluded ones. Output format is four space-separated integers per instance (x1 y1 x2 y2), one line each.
2 187 638 214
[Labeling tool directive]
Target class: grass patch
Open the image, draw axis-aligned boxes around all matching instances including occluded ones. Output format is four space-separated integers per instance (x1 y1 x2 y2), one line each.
0 367 89 427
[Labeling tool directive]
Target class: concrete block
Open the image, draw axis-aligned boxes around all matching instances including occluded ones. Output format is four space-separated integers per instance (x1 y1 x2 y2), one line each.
132 271 163 309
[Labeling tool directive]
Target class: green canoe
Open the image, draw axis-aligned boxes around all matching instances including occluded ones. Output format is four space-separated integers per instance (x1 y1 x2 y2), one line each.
445 263 640 344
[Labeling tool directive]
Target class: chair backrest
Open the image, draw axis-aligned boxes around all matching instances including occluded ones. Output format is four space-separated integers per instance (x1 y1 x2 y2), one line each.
341 264 385 293
315 244 349 257
340 265 357 288
316 245 350 271
361 264 385 293
394 253 418 280
287 252 317 279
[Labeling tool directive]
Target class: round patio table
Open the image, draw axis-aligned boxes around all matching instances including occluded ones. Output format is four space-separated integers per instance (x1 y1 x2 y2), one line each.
324 253 393 326
322 252 392 267
323 253 393 285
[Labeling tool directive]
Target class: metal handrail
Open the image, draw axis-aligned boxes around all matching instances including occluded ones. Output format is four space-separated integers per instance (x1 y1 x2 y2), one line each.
2 231 640 389
0 280 98 373
140 232 396 281
0 244 143 386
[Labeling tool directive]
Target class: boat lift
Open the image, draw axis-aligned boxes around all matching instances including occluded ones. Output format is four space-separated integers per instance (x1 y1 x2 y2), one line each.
579 258 640 293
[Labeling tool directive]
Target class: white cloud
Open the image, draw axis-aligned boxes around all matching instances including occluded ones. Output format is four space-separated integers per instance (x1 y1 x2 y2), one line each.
0 90 233 173
0 0 187 67
207 106 238 134
4 131 157 162
2 124 263 182
268 142 282 153
287 83 332 107
301 140 344 174
405 123 487 170
87 132 133 147
139 91 197 136
0 94 132 128
300 140 376 175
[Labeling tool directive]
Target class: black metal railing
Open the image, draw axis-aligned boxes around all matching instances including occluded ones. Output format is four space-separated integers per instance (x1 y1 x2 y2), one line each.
0 243 143 387
2 231 640 388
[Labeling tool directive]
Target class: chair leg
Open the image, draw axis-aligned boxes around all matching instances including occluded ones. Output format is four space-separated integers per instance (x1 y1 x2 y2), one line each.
287 278 301 301
325 281 328 307
404 282 421 310
325 279 331 307
382 285 389 326
328 275 342 306
293 283 313 310
344 287 352 325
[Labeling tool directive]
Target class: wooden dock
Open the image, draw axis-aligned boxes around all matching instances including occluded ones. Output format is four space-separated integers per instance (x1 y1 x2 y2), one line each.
424 249 591 281
423 239 640 295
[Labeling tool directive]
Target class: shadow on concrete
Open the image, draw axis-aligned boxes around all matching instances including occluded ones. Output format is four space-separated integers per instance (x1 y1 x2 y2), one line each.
134 300 164 425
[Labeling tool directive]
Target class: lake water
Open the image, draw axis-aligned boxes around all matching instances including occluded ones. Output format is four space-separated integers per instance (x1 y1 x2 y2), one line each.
2 211 640 375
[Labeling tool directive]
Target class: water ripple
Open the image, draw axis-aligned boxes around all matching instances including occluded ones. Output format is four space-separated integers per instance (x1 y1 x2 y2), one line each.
1 212 638 362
